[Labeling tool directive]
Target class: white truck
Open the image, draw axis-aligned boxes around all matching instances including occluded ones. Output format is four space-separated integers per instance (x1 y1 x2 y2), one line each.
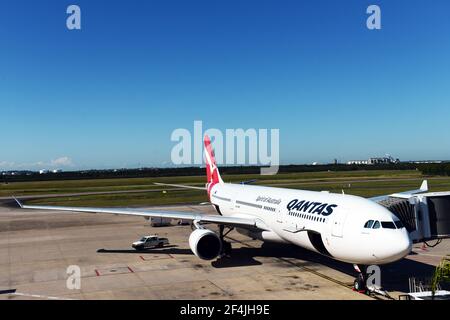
132 235 169 250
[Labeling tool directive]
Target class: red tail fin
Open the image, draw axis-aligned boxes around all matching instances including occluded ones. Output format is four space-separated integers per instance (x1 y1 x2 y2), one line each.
204 135 223 196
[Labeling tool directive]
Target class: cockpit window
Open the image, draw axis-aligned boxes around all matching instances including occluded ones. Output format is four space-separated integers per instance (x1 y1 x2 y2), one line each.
381 221 396 229
365 220 401 229
364 220 374 228
394 220 404 229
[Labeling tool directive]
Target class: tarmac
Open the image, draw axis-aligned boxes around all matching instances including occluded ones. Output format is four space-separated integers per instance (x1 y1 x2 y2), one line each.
0 199 448 300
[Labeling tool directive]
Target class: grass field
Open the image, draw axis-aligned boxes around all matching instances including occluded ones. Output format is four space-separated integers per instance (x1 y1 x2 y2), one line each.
2 170 450 207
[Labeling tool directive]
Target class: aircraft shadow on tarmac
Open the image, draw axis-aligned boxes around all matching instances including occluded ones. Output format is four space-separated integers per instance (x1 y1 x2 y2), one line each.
96 246 263 267
243 242 438 293
97 240 436 292
247 242 440 292
97 245 181 253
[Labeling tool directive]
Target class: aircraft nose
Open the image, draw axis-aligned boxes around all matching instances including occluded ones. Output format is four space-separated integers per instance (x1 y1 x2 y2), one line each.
375 230 412 263
393 231 412 259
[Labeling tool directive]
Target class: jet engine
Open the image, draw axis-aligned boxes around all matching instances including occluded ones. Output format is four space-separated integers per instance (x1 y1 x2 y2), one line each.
189 228 222 260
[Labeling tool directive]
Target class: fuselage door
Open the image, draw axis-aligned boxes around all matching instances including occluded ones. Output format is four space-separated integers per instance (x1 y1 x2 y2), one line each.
276 207 283 223
331 208 348 238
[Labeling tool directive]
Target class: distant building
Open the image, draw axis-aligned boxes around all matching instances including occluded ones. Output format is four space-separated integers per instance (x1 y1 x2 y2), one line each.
2 171 21 176
405 160 444 164
52 169 62 173
39 169 49 174
347 156 400 165
347 160 369 165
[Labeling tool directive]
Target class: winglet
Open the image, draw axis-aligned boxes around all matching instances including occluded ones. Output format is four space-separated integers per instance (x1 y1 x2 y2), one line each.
13 197 23 208
420 180 428 192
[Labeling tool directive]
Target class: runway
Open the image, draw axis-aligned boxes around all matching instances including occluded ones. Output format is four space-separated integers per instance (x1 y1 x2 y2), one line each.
0 200 447 300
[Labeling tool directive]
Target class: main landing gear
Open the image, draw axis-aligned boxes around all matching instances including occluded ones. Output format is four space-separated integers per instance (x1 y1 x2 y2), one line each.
219 225 234 257
353 264 368 293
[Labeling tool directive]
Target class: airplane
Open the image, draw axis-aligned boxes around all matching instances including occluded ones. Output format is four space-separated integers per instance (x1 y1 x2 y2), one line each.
15 135 426 292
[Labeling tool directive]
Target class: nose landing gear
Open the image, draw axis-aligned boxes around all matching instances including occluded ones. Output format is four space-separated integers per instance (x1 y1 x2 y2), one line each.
354 273 366 292
352 264 394 299
353 264 368 293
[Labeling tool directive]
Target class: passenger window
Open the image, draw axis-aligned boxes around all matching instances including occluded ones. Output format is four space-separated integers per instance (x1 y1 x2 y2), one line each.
364 220 374 228
372 221 380 229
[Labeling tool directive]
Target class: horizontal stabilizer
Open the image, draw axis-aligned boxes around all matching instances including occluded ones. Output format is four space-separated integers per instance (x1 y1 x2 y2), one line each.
153 182 206 190
13 197 23 208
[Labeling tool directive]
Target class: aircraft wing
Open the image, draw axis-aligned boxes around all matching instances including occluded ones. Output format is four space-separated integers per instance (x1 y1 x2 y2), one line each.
14 198 268 230
369 180 428 203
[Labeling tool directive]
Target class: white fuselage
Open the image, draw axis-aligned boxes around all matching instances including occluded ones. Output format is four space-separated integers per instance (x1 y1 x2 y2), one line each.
210 183 412 265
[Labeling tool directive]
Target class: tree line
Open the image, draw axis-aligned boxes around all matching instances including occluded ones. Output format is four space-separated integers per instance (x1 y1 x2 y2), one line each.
1 162 430 183
419 163 450 176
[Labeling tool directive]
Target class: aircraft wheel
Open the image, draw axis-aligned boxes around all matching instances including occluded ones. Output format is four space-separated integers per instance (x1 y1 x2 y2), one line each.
354 274 366 292
222 241 232 256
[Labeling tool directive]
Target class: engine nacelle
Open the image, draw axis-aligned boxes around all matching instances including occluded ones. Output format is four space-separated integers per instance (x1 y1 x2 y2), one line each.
189 229 222 260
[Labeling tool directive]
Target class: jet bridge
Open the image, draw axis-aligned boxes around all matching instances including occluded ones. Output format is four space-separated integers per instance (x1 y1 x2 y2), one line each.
379 192 450 243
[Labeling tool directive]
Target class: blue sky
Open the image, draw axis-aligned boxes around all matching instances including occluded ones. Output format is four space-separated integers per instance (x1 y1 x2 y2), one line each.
1 0 450 170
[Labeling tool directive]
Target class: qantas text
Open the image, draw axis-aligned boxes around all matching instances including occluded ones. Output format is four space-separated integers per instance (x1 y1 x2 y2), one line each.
286 199 337 216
